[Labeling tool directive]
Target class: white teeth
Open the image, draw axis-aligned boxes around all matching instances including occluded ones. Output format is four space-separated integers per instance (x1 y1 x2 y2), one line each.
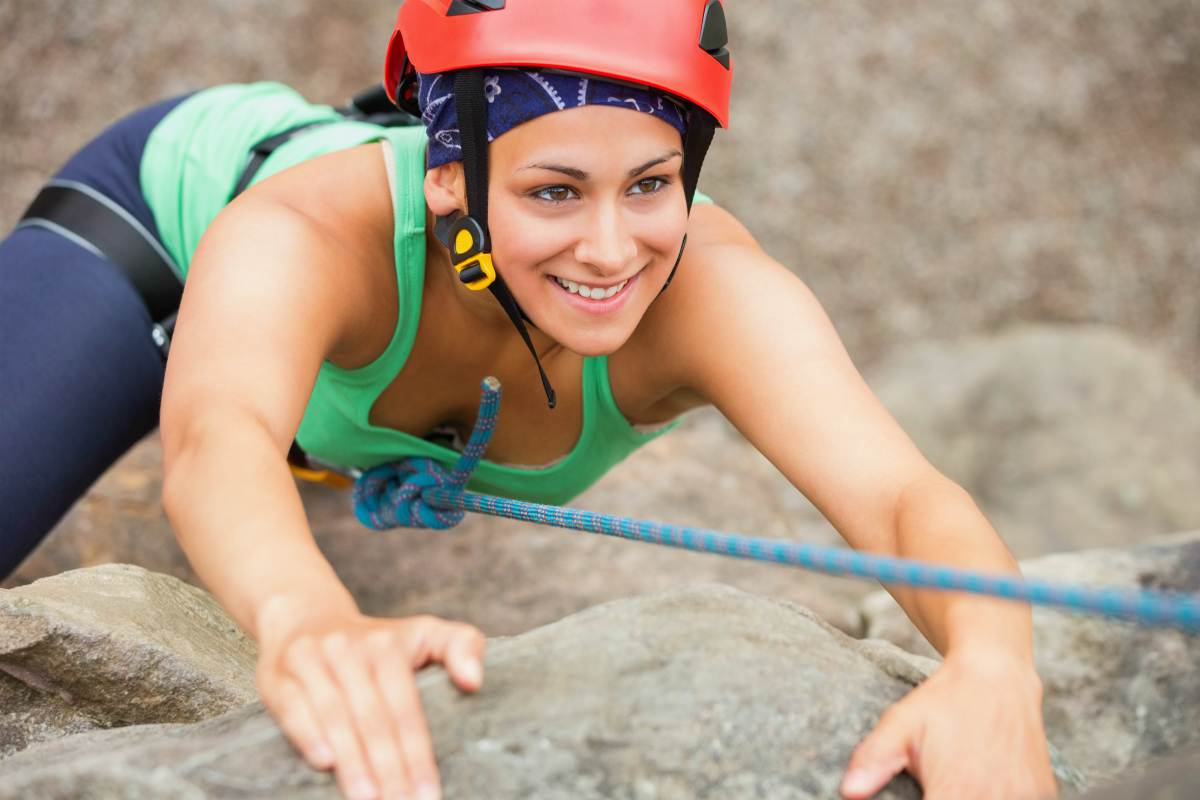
554 276 629 300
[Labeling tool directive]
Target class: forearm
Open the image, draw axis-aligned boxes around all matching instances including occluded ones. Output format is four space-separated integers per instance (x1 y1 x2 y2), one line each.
162 413 358 644
886 474 1035 669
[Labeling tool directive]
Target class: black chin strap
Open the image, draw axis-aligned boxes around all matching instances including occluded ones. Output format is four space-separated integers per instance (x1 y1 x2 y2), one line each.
659 108 717 294
451 69 557 409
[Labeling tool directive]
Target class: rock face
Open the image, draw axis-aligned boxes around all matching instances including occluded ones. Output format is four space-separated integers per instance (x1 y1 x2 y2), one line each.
0 563 258 759
865 325 1200 558
1074 746 1200 799
860 531 1200 784
0 584 947 799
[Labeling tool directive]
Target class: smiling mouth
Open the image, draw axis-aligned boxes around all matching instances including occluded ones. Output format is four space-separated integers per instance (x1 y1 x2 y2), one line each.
551 275 631 300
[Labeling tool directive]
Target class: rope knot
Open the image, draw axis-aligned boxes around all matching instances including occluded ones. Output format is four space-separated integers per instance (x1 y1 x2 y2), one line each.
353 457 465 530
352 377 502 531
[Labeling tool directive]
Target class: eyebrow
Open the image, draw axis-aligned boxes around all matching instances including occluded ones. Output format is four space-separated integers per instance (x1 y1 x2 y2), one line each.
518 150 683 181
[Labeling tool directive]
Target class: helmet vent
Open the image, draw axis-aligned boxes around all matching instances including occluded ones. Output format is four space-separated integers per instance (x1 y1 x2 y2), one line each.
448 0 505 15
698 0 731 69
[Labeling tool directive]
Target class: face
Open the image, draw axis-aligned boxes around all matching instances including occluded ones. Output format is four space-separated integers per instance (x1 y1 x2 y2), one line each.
438 105 689 356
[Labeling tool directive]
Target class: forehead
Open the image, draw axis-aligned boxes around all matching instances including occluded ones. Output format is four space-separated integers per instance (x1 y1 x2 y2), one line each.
490 105 684 170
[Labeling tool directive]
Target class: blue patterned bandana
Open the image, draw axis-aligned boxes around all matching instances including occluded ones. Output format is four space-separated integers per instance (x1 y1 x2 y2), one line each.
417 69 689 169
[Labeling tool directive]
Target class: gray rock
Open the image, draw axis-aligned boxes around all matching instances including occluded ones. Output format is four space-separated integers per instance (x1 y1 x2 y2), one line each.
865 325 1200 557
0 563 258 759
1073 745 1200 799
860 530 1200 786
0 584 943 799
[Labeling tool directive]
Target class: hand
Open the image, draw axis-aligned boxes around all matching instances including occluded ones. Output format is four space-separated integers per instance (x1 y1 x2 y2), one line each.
256 605 485 800
840 655 1057 799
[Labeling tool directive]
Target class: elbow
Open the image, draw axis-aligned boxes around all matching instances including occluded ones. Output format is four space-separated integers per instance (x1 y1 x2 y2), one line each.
891 471 974 538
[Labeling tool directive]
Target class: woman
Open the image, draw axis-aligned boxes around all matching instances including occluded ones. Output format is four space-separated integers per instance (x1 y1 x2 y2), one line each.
1 1 1056 798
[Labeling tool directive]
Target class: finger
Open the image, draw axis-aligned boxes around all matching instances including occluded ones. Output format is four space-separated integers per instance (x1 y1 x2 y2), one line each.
321 632 412 800
443 623 486 691
370 634 442 800
285 636 379 800
263 672 335 770
405 618 486 691
841 711 917 799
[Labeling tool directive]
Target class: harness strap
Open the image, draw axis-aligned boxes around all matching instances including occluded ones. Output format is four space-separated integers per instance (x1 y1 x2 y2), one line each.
18 180 184 332
15 86 412 488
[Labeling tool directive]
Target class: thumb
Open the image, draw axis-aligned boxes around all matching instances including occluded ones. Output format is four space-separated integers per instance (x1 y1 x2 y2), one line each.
841 712 917 799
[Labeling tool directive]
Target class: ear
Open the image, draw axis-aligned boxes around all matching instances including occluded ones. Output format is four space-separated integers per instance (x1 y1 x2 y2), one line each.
423 161 467 217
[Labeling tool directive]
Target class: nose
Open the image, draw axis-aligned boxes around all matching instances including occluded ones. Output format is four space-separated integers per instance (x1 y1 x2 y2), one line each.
573 200 637 278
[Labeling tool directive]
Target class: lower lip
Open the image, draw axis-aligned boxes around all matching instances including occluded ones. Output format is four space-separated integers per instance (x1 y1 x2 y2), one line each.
548 273 639 315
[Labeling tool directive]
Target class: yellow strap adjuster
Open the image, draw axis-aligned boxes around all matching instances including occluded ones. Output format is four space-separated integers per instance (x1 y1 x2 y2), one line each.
449 215 496 291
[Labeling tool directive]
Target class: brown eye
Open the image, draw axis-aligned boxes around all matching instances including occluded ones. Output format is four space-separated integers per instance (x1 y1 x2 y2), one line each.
631 177 666 195
535 186 575 203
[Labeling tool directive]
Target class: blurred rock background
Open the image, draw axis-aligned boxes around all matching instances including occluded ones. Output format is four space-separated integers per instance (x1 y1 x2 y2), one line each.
2 1 1198 638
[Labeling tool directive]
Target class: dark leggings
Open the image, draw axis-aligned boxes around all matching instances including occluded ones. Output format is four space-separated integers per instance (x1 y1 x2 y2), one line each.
0 93 193 579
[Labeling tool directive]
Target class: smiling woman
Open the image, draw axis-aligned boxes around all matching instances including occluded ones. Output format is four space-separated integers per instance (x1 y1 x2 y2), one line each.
0 1 1058 799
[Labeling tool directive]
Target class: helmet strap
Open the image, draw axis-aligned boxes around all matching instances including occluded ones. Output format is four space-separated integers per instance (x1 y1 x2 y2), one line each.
659 108 717 294
451 68 557 409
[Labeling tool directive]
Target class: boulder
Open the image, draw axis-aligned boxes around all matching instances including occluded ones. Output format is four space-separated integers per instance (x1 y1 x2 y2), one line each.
0 582 1077 799
1073 745 1200 799
0 563 257 759
865 325 1200 557
860 530 1200 785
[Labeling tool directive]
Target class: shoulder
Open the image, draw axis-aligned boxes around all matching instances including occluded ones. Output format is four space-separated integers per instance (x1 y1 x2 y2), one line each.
196 142 399 367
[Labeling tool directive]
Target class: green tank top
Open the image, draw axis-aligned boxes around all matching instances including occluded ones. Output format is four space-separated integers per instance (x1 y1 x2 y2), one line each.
140 82 707 505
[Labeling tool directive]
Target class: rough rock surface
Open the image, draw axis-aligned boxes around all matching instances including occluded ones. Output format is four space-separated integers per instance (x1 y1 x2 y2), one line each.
0 584 947 799
1072 745 1200 799
0 564 257 759
866 325 1200 557
860 530 1200 785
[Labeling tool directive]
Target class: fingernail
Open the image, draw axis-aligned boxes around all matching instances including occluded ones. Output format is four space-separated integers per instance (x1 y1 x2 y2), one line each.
348 777 379 800
463 659 482 685
841 768 874 795
416 782 441 800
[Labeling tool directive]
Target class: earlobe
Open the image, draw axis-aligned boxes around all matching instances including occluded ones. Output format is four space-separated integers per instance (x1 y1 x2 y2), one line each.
423 162 467 217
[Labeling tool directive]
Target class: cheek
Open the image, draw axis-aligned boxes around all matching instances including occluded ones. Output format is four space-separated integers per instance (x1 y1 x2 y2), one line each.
486 200 567 278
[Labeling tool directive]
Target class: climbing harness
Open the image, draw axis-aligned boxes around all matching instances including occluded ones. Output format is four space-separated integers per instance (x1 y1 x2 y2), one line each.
353 378 1200 634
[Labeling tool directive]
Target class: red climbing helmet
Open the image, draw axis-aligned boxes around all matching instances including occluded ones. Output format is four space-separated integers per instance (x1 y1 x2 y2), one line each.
384 0 732 128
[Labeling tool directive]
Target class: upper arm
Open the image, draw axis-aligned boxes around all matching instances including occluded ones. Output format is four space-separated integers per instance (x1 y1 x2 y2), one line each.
658 224 941 552
160 197 365 470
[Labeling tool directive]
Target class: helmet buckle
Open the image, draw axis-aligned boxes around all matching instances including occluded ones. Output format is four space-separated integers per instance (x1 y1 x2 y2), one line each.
447 214 496 291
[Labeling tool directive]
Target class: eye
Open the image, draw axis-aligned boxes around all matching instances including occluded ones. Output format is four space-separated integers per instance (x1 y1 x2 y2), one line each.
629 176 669 196
532 185 578 204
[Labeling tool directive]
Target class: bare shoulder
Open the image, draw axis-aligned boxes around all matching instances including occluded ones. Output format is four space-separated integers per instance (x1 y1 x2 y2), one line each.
217 142 398 366
164 145 397 454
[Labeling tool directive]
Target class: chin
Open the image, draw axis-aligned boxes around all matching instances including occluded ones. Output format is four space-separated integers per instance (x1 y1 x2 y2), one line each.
541 319 637 357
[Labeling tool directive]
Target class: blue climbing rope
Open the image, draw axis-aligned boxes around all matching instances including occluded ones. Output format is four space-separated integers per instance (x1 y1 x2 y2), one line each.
354 378 1200 634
